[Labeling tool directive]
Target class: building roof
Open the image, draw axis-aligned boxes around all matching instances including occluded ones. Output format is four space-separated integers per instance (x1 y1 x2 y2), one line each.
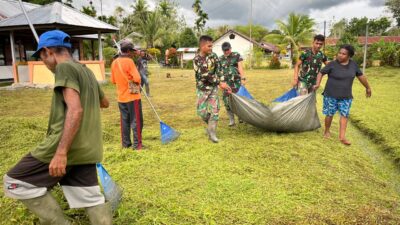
214 30 279 52
0 2 118 35
0 0 39 20
326 36 400 46
259 42 279 52
177 48 198 52
214 29 259 45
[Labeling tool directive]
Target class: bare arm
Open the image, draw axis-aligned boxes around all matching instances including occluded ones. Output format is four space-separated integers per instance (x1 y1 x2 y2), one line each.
49 88 83 177
357 75 372 97
238 61 246 85
313 72 324 91
292 60 302 87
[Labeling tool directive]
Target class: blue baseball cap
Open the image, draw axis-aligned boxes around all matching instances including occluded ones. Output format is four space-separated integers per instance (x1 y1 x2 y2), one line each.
32 30 72 58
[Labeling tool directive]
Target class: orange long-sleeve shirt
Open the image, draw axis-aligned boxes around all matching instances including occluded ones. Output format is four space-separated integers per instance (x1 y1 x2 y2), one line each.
111 56 141 103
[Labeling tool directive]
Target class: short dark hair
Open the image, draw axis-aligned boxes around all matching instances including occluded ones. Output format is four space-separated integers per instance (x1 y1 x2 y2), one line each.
314 34 325 42
199 35 213 43
46 46 72 56
339 44 355 57
121 47 133 53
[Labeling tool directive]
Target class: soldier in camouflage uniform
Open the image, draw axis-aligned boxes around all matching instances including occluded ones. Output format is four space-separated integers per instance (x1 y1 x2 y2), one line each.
193 35 231 143
219 42 246 126
293 34 328 95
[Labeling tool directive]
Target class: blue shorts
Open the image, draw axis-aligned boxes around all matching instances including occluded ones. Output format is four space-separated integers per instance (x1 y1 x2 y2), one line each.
323 96 353 117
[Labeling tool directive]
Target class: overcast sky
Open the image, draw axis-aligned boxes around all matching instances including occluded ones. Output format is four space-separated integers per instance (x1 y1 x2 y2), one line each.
72 0 391 33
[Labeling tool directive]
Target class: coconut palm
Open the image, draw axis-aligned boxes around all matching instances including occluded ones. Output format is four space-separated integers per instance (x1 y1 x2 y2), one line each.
264 13 315 64
137 10 163 48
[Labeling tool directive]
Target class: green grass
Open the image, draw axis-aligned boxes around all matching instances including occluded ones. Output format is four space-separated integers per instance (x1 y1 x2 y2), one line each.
1 67 400 224
349 67 400 163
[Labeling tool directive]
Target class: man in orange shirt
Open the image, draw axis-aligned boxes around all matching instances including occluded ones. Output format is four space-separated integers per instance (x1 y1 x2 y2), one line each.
111 40 143 150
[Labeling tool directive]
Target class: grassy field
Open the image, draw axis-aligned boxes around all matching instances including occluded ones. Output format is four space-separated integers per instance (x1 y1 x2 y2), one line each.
349 67 400 163
1 67 400 224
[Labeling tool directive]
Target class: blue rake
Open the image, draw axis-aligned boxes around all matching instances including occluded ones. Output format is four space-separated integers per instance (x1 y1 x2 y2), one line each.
237 86 254 99
160 121 180 144
141 86 180 144
96 163 123 212
273 88 298 102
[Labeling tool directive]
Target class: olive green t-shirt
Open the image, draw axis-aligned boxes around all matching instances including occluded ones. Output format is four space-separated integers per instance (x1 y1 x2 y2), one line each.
31 60 105 165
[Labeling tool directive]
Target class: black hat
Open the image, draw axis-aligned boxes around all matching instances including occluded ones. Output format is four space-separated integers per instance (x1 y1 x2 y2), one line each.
222 42 231 51
120 40 136 51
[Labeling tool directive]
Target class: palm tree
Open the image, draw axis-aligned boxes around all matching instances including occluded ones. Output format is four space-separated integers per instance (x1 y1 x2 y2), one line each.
137 10 163 48
330 19 346 39
216 25 231 37
264 13 315 65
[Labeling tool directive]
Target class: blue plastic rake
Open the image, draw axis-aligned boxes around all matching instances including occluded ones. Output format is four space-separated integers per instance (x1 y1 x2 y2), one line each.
96 163 122 212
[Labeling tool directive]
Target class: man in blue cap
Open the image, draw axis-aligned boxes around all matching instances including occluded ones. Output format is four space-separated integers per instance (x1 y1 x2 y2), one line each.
3 30 112 224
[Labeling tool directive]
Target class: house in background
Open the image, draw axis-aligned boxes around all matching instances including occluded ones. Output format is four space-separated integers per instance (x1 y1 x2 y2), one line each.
0 0 118 84
177 47 198 68
212 30 278 58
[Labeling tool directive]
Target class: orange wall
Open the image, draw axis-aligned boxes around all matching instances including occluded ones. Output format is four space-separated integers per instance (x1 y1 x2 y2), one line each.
25 61 105 85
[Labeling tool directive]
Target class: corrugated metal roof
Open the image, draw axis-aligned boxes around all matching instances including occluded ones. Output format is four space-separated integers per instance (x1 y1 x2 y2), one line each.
0 2 118 34
177 48 198 52
0 0 39 20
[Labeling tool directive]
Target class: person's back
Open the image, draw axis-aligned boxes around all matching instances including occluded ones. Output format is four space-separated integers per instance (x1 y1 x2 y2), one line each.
31 60 104 164
110 40 144 150
111 56 141 103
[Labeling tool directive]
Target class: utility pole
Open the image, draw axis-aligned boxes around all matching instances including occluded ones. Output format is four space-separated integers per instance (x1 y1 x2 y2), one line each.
100 0 103 19
249 0 253 70
363 22 369 74
18 0 39 42
323 20 326 54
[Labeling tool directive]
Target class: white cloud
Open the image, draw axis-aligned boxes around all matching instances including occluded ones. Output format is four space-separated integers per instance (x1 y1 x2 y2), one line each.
70 0 389 31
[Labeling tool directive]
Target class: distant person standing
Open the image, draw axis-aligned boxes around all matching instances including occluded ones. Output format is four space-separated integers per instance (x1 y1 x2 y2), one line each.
111 40 144 150
313 44 372 145
219 42 246 126
137 50 151 97
193 35 231 143
293 34 328 95
165 44 177 67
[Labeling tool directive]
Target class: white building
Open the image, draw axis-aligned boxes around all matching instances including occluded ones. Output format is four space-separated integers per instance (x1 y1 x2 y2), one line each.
177 47 198 68
212 30 277 59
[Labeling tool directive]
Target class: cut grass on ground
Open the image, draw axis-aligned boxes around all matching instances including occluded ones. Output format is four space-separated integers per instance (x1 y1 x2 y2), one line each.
1 67 400 224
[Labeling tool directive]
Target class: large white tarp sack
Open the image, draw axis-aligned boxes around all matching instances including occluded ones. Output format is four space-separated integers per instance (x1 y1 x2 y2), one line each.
229 92 321 132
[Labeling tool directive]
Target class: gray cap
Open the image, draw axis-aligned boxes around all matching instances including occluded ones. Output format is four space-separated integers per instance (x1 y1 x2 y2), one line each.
222 42 231 51
120 39 136 51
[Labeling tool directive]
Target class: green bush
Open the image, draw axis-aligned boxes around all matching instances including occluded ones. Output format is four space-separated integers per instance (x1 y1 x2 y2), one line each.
253 47 265 68
147 48 161 58
379 43 400 67
103 47 117 67
269 54 281 69
184 60 194 69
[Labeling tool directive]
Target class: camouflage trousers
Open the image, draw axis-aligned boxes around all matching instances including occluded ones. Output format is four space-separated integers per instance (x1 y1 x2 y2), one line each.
196 87 220 122
223 80 241 111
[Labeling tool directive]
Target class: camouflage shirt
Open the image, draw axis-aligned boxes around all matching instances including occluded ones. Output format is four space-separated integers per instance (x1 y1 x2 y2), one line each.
299 49 327 86
193 52 221 91
219 52 243 84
